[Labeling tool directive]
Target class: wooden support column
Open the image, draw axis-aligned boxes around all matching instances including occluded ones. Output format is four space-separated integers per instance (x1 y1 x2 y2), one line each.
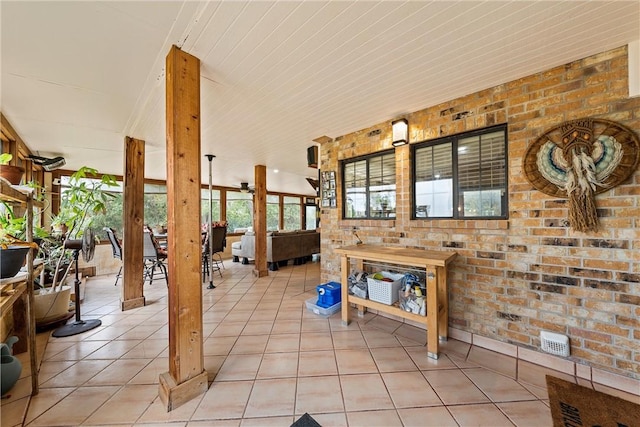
121 137 145 311
253 164 268 277
159 45 208 411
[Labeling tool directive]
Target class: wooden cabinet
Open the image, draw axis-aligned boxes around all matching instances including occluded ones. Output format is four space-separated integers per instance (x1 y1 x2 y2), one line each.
335 244 457 359
0 180 39 395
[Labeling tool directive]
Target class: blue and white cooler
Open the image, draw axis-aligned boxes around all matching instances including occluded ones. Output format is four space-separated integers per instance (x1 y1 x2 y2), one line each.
316 282 341 308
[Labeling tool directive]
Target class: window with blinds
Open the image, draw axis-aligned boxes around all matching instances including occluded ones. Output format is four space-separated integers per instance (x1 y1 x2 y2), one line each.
412 124 507 219
343 151 396 219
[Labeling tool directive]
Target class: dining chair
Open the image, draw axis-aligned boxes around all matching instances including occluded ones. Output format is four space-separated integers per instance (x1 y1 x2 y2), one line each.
202 226 226 280
143 228 168 285
103 227 123 286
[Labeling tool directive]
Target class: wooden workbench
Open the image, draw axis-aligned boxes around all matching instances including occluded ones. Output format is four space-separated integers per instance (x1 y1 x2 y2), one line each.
335 244 457 359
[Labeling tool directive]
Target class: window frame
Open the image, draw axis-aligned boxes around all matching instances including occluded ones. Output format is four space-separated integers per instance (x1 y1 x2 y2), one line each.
411 124 508 220
341 149 396 220
52 170 314 236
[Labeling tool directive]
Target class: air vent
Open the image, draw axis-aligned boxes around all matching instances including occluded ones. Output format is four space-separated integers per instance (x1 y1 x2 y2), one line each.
540 331 570 357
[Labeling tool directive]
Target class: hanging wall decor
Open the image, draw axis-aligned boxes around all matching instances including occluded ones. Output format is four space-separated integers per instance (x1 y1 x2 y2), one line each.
321 171 337 208
523 118 640 233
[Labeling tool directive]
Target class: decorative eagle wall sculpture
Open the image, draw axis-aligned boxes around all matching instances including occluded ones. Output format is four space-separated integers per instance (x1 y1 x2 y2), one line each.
523 118 640 233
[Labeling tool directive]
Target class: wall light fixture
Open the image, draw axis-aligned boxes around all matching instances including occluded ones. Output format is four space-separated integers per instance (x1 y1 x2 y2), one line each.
392 118 408 147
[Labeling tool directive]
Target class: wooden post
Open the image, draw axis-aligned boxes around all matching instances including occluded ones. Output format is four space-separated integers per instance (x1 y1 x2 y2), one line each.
121 137 145 310
253 164 268 277
159 45 208 411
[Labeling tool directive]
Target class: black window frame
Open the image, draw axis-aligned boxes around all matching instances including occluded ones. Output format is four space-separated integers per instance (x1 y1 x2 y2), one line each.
341 149 396 220
411 124 508 220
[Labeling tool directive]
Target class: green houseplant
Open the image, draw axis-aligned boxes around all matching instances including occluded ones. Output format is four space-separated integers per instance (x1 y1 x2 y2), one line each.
32 166 116 323
0 177 40 278
47 166 117 290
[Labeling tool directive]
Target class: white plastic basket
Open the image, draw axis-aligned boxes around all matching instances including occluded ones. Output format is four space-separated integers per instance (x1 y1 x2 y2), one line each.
366 272 404 305
540 330 570 357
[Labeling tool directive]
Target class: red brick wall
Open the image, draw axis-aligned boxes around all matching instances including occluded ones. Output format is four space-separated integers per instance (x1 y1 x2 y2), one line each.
319 45 640 379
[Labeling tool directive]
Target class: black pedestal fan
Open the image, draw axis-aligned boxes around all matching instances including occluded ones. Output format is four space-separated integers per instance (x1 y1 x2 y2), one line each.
52 229 102 337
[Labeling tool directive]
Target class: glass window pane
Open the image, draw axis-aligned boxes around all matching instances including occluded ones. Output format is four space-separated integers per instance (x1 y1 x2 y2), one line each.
226 191 253 232
144 193 167 229
370 154 396 218
344 160 367 218
59 176 125 235
93 192 124 235
458 130 506 217
415 143 453 217
305 205 317 230
283 196 301 230
267 194 280 231
200 188 221 224
343 153 395 219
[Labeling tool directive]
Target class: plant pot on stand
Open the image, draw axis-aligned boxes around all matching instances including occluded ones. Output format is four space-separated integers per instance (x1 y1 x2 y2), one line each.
0 164 25 185
0 245 30 279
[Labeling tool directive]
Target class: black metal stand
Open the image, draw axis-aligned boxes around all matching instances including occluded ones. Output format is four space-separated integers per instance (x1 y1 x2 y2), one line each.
52 250 101 337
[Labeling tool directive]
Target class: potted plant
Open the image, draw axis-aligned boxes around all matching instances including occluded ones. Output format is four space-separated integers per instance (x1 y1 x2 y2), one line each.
0 235 37 279
31 167 116 323
373 194 392 211
379 195 389 210
0 154 25 185
46 166 117 290
0 180 41 279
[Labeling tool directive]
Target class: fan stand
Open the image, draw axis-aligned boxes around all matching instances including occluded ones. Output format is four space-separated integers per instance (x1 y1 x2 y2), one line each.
52 249 101 337
205 154 216 290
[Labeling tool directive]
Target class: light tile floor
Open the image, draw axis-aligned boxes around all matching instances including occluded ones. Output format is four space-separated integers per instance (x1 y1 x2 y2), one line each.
1 260 636 426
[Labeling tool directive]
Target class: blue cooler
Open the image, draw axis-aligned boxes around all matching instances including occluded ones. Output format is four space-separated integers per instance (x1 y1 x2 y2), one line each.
316 282 341 308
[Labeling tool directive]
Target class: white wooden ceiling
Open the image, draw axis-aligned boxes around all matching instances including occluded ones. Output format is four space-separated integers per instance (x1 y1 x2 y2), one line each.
2 1 639 195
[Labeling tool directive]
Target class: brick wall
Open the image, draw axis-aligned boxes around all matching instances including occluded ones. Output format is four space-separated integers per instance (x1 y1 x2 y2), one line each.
319 45 640 380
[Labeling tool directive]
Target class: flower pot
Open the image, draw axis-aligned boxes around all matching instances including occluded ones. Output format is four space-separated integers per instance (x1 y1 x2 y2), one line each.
34 286 72 323
0 246 30 279
0 164 25 185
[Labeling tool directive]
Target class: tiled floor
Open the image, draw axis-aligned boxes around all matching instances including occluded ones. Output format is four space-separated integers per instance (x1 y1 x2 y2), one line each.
0 260 635 426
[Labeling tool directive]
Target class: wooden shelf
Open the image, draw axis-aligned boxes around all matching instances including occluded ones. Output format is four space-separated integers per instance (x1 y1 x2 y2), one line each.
347 294 431 325
1 180 39 395
0 282 27 316
0 180 43 208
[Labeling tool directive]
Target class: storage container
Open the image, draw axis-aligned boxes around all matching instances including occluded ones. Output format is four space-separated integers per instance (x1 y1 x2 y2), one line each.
305 297 341 317
366 271 404 305
316 281 341 308
398 290 426 316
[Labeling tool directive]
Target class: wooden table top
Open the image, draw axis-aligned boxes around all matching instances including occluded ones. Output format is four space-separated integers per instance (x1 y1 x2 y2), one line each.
334 244 457 267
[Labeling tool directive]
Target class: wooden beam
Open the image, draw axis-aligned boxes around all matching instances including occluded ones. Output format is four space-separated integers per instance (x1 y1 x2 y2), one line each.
312 135 332 144
159 45 207 411
253 164 268 277
1 113 37 169
121 137 146 311
1 113 22 161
